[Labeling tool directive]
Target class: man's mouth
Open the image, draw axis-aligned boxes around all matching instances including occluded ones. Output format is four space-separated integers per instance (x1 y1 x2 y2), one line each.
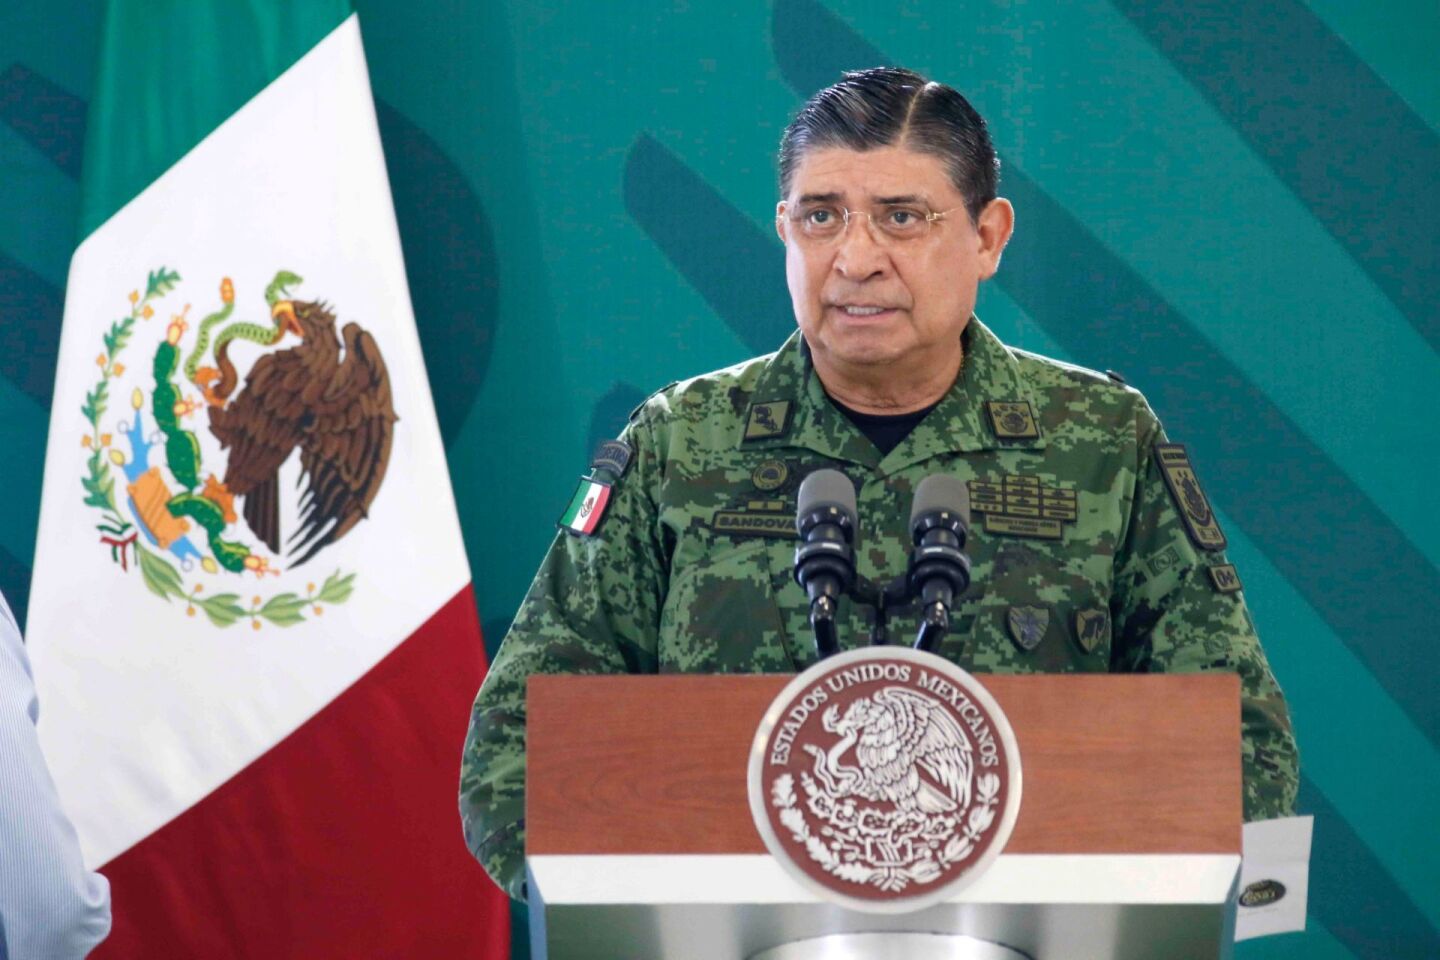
834 304 895 317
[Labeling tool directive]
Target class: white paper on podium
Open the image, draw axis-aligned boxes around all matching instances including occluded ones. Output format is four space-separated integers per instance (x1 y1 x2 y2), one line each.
1235 816 1314 941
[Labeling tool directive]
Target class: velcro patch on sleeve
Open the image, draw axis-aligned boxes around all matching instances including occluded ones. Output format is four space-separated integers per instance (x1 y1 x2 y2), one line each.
591 439 634 479
1208 563 1243 594
1154 443 1228 551
558 477 612 537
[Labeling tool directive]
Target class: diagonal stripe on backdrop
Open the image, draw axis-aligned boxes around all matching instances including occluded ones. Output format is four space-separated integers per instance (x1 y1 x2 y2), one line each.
624 134 791 355
0 62 86 179
1299 776 1440 957
373 101 499 448
0 542 30 633
1113 0 1440 357
0 372 44 592
0 250 62 404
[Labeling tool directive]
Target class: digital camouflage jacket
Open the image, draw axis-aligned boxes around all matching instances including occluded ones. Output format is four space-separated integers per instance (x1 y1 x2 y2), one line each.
460 318 1299 900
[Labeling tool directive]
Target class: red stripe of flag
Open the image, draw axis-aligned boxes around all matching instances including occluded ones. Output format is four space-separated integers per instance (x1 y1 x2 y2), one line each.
92 585 509 959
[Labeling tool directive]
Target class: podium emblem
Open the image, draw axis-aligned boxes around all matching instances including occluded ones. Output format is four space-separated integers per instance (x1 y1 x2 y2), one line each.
748 648 1022 913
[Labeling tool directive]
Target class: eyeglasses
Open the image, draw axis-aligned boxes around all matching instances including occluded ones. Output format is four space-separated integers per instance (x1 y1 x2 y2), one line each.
778 202 964 246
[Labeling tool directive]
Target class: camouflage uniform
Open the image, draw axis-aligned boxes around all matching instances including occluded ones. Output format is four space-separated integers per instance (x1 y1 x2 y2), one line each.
460 318 1299 900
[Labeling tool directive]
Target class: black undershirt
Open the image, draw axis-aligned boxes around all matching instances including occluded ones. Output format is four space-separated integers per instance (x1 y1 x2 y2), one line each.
829 396 941 457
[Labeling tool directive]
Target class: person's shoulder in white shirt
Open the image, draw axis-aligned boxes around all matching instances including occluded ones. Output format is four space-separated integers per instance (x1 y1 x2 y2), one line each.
0 590 111 959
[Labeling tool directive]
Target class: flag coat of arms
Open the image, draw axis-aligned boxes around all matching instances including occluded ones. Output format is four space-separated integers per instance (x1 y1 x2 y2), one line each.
26 3 509 956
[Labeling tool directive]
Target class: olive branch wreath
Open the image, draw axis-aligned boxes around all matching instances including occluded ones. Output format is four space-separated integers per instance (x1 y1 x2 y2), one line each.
769 770 1000 893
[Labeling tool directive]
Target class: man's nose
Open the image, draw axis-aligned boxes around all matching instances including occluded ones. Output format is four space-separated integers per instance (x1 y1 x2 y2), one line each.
833 215 889 280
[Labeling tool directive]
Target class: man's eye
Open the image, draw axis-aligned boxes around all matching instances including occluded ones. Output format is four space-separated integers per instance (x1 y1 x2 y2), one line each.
887 208 923 227
807 208 836 225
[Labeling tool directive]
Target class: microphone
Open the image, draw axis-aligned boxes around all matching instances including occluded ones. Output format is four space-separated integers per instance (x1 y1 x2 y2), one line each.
793 469 857 659
908 475 972 653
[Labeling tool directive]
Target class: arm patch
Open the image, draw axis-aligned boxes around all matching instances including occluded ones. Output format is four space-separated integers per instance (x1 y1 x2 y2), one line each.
591 439 634 480
1154 443 1228 551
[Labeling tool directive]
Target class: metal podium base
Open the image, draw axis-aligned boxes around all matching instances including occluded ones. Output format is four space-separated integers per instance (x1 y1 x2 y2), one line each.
748 933 1032 960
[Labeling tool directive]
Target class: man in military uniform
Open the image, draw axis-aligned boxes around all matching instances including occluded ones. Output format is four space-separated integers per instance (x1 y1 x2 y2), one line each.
460 67 1299 900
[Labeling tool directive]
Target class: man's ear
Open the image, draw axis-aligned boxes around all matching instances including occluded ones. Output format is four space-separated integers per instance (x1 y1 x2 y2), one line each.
976 198 1015 279
775 202 789 245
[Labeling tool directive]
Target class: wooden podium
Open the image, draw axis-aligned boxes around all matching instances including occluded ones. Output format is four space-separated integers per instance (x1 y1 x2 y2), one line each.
526 673 1242 960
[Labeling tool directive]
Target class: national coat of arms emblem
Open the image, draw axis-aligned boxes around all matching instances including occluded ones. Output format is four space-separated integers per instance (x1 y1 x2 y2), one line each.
78 268 397 628
748 648 1022 913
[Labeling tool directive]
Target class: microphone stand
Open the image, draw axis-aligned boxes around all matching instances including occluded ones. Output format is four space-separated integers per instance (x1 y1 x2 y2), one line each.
848 573 915 647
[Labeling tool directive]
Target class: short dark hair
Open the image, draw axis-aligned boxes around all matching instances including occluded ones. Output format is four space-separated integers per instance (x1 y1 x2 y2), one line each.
778 67 1000 223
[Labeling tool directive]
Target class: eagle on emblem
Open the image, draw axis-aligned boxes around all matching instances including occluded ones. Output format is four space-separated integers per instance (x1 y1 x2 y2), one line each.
805 687 974 814
1178 473 1212 525
207 284 397 566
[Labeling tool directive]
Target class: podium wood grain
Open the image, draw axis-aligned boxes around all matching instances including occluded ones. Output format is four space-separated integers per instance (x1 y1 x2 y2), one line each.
527 673 1240 856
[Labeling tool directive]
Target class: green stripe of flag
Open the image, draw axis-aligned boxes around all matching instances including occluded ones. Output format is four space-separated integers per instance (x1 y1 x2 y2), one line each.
79 0 352 239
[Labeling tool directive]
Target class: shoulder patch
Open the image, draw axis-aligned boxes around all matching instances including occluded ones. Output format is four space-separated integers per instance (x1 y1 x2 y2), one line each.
558 476 612 537
1207 563 1243 595
743 400 793 441
985 400 1040 440
591 439 634 479
1154 443 1228 551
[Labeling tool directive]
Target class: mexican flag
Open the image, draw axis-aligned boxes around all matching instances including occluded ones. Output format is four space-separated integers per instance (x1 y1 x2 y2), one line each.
25 3 509 956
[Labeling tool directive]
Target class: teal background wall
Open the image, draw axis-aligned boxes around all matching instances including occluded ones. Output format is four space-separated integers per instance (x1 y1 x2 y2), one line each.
2 1 1436 956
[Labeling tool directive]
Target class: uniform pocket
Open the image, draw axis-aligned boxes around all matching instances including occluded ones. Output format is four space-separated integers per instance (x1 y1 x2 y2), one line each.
659 539 796 673
955 536 1113 673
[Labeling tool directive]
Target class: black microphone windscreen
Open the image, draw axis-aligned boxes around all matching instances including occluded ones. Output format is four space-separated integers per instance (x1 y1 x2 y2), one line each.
911 474 971 527
797 469 857 522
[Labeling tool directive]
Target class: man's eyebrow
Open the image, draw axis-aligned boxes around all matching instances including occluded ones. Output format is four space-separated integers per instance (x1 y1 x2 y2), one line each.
872 194 925 205
796 192 844 204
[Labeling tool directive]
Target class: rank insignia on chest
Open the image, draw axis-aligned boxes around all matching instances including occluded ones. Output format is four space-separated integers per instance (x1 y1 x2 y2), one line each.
743 401 793 441
558 477 612 537
1154 444 1227 551
1072 608 1109 654
1007 605 1050 651
1208 563 1243 595
711 499 797 539
968 475 1077 540
985 401 1040 440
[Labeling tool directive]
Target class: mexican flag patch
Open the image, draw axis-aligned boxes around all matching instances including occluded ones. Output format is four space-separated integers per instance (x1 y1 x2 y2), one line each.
559 478 612 536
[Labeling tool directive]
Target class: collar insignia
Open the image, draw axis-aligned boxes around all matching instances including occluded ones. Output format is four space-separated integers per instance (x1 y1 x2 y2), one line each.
743 401 793 442
985 401 1040 440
